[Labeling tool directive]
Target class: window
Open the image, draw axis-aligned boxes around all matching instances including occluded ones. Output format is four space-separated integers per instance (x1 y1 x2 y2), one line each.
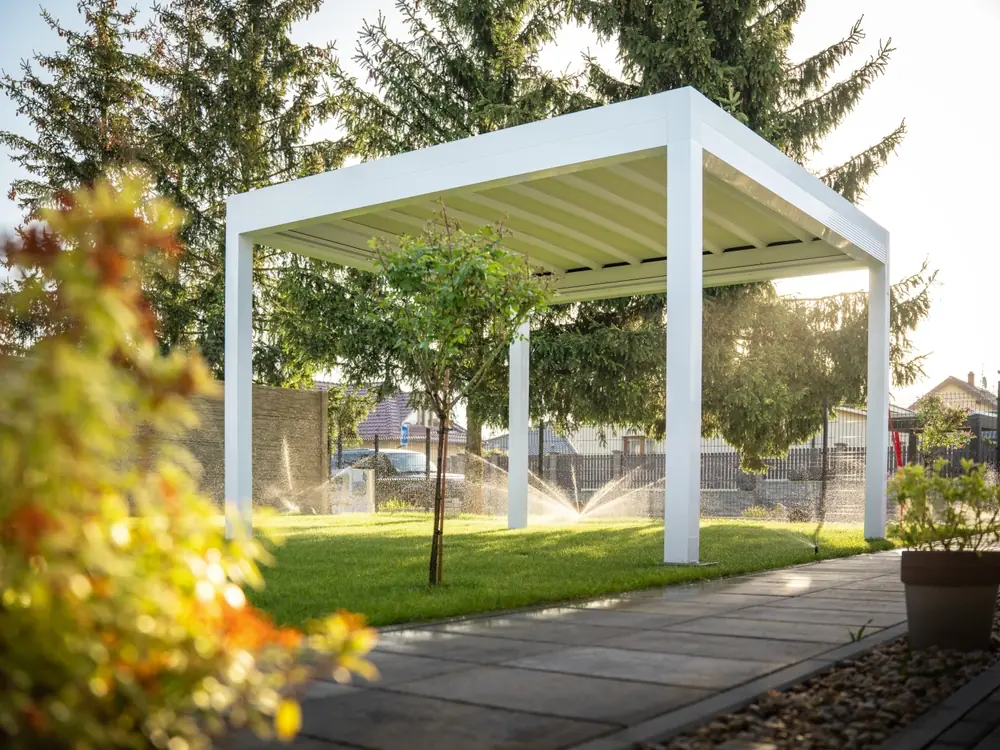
623 436 646 456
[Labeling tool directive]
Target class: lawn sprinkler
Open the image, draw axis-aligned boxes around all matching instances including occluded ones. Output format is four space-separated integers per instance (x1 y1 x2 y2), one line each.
813 543 819 555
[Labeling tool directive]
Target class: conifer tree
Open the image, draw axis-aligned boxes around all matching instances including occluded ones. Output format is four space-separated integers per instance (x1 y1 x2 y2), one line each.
576 1 905 201
326 0 931 468
145 0 347 381
0 0 155 353
289 0 589 451
0 0 155 218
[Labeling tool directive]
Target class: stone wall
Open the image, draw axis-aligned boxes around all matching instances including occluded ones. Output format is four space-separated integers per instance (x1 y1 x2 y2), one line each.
185 384 329 511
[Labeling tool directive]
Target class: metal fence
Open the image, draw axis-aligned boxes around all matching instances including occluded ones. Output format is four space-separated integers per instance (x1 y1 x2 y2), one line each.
331 393 998 522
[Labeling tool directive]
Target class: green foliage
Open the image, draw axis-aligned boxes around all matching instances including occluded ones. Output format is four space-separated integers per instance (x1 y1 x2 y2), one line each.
915 394 973 455
365 210 549 583
378 498 422 514
0 0 348 386
146 0 347 383
575 1 905 202
336 0 587 159
741 506 772 520
0 177 375 749
327 386 375 449
890 460 1000 552
489 0 922 468
0 0 156 353
474 267 935 471
367 212 550 422
848 618 874 642
0 0 155 217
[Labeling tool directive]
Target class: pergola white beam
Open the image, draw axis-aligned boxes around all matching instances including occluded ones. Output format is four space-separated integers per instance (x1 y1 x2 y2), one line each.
663 104 704 564
508 322 530 529
865 257 890 538
224 222 253 539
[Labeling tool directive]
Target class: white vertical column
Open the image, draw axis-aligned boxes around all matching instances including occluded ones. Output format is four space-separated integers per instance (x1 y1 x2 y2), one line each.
865 258 890 539
225 223 253 539
508 321 530 529
664 99 704 565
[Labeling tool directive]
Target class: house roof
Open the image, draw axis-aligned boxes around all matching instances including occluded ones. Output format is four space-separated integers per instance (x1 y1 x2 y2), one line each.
911 376 998 411
483 426 578 455
835 404 916 421
314 382 468 443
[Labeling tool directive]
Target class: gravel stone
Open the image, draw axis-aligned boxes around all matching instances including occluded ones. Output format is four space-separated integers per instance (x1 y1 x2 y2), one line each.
638 594 1000 750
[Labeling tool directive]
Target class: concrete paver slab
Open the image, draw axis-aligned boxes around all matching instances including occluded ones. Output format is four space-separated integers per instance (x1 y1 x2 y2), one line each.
300 690 616 750
507 646 787 689
434 617 638 645
506 606 698 630
801 587 905 601
666 615 874 644
351 651 474 686
768 596 907 613
732 604 905 628
376 630 558 664
568 599 735 617
599 629 836 663
390 665 710 724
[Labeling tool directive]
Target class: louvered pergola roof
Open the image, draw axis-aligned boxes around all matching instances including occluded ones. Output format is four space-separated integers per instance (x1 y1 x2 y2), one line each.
226 87 887 302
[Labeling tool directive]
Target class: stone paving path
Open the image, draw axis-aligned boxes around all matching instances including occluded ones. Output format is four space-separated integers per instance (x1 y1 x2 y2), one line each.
234 550 906 750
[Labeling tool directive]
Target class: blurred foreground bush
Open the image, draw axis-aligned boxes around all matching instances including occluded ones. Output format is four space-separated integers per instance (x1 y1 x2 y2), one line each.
0 177 375 749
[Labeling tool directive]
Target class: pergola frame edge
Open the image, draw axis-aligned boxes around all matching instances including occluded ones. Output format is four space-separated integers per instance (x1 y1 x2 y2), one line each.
223 87 890 562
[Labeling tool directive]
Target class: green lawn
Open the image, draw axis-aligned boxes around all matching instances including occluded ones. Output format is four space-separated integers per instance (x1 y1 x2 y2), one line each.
248 514 895 628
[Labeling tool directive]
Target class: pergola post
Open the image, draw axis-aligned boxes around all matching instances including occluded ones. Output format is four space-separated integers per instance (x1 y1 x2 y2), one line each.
663 118 704 564
224 225 253 539
508 321 530 529
865 259 890 538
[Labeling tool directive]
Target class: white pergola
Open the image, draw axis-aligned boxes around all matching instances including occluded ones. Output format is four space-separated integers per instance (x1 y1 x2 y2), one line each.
224 87 890 563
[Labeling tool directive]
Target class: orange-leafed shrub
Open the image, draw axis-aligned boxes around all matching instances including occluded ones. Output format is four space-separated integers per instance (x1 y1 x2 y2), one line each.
0 177 376 749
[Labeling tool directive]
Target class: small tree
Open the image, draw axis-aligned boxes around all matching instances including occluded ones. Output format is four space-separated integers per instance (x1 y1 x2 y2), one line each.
367 211 549 585
914 394 972 464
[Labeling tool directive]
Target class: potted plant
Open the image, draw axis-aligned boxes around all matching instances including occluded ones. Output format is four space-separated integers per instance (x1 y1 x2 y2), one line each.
891 459 1000 651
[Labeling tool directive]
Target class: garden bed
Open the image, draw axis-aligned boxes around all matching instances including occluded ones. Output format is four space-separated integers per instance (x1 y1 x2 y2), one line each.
645 595 1000 750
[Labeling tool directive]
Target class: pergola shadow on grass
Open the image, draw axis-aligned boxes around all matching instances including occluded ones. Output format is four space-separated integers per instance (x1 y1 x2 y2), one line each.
248 515 895 628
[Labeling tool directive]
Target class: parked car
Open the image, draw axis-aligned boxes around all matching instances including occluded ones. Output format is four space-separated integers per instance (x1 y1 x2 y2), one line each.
333 448 459 476
332 449 464 512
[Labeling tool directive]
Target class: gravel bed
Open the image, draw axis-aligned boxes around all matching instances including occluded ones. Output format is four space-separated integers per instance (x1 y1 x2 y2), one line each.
643 596 1000 750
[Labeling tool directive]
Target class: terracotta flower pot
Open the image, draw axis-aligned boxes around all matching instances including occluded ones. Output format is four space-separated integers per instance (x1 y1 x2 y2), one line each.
901 550 1000 651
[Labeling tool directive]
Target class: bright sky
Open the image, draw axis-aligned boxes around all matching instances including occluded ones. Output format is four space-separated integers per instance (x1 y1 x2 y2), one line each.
2 0 997 408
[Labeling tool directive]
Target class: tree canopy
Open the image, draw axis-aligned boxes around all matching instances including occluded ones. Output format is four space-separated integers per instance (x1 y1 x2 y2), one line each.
0 0 934 469
362 210 549 582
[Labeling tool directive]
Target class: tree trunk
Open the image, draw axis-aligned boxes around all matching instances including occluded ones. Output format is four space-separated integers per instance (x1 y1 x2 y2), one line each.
428 421 446 585
437 413 450 584
466 406 484 514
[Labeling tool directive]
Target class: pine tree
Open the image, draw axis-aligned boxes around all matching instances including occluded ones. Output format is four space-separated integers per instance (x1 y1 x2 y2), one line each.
0 0 156 353
289 0 589 452
145 0 347 381
0 0 155 216
577 2 905 201
337 0 588 159
515 1 920 466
